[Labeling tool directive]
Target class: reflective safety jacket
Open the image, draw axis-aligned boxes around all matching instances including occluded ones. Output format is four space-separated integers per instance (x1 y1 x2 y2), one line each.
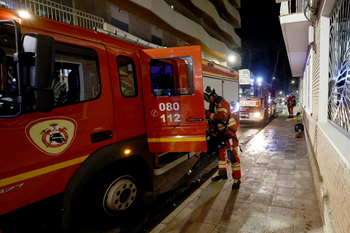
205 94 238 144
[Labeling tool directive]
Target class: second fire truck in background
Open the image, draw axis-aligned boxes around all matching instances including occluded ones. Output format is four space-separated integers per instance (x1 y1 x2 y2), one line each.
238 69 276 123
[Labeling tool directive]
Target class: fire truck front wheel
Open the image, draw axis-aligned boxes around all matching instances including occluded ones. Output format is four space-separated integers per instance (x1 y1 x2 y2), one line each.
81 165 145 230
103 175 138 214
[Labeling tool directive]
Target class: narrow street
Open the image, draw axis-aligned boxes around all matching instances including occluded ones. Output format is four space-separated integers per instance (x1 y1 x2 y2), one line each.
150 104 323 233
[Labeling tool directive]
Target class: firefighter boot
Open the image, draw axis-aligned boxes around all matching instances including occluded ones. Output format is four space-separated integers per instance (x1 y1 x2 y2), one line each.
211 169 228 182
232 178 241 189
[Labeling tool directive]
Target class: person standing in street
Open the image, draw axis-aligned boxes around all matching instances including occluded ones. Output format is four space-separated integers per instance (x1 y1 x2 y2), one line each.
204 86 241 189
285 95 295 118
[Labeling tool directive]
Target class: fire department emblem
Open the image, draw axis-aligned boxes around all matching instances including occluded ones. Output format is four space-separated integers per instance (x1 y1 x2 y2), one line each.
25 117 77 155
41 123 68 148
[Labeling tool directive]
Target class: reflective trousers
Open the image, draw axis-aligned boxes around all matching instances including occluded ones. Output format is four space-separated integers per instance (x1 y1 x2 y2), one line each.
288 106 294 117
218 144 241 179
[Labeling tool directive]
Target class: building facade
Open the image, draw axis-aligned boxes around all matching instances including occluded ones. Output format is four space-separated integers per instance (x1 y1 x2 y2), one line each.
15 0 241 68
278 0 350 232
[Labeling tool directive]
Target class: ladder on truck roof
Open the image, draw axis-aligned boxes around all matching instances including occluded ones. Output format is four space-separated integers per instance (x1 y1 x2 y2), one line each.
95 27 163 49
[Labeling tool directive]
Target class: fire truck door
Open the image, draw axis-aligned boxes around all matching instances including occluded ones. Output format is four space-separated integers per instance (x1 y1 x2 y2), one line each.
140 46 207 153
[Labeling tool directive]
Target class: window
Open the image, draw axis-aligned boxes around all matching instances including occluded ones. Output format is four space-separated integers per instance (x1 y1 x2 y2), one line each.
117 56 137 97
328 0 350 134
150 56 194 96
52 43 100 107
0 32 100 116
303 53 312 112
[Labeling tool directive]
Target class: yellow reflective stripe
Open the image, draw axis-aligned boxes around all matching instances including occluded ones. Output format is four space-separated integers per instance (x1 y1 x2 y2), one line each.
148 137 206 142
228 118 236 124
210 113 215 121
217 108 228 113
228 122 236 127
218 126 225 130
0 155 89 188
232 167 241 171
219 161 226 168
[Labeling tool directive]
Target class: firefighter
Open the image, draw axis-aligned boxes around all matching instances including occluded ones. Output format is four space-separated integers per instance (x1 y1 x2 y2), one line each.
204 86 241 189
285 95 295 118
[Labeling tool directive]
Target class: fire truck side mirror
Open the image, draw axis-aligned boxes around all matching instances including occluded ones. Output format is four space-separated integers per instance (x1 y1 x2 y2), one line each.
22 33 55 112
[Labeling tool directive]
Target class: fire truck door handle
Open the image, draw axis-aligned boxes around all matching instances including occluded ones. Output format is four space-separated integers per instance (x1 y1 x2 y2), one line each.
91 130 113 143
186 118 204 122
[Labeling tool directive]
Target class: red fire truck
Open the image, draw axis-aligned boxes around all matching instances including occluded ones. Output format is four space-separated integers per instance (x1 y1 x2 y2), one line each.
0 7 239 231
239 70 276 123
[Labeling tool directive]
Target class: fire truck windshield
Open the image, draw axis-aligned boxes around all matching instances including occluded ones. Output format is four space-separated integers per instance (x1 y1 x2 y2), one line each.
239 84 261 99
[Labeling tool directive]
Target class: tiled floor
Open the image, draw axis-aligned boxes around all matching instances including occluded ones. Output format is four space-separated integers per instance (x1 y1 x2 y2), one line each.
151 115 324 233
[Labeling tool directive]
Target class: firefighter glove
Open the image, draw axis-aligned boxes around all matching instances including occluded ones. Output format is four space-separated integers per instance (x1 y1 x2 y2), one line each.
205 110 212 119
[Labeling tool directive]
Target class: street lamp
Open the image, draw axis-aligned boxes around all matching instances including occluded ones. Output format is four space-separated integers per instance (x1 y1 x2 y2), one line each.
289 80 295 94
228 55 236 63
271 77 278 88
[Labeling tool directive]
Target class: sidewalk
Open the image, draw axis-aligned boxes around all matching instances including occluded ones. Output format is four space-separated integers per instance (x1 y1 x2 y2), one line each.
151 114 324 233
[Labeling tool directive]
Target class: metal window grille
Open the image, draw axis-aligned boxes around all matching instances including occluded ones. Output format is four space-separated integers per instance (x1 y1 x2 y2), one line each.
328 0 350 133
13 0 104 30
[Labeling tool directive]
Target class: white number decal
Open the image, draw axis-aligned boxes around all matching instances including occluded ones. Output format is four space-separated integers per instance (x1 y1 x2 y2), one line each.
174 114 180 122
159 102 180 123
160 114 166 122
159 102 180 112
0 183 24 195
160 114 181 123
159 103 165 111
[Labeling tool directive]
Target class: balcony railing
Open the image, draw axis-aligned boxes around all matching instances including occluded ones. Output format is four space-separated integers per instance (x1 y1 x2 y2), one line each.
9 0 104 30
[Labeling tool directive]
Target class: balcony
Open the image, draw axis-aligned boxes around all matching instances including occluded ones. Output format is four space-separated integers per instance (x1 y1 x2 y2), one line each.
276 0 312 77
113 0 240 63
10 0 104 30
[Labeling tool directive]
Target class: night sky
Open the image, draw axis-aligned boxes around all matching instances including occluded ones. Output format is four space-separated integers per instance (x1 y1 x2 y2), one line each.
234 0 292 92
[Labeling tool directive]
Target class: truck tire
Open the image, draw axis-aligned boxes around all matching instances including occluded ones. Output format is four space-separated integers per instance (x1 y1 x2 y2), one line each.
79 165 145 230
261 111 268 125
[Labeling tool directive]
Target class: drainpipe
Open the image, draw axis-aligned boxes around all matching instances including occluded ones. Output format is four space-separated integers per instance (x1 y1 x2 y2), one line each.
304 0 317 52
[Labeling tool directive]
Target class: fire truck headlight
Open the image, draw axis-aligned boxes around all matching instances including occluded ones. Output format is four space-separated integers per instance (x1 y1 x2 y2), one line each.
254 112 261 118
18 10 31 19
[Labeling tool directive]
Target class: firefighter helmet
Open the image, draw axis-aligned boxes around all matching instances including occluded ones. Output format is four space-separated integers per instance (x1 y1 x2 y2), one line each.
204 86 216 96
